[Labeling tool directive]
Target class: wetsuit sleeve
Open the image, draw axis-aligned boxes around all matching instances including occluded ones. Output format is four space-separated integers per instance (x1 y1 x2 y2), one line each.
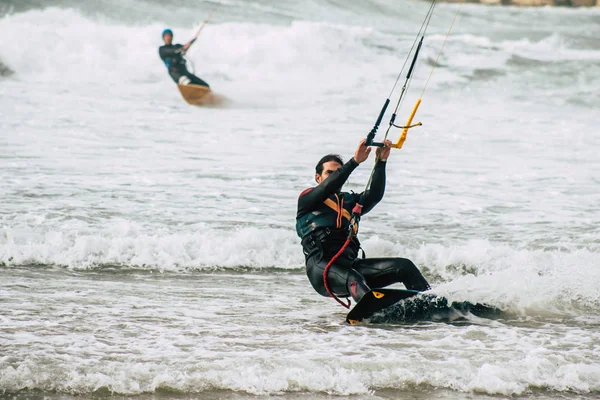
360 160 386 215
296 158 359 218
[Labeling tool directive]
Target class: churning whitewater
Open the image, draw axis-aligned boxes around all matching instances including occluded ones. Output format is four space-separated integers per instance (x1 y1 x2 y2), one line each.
1 0 599 399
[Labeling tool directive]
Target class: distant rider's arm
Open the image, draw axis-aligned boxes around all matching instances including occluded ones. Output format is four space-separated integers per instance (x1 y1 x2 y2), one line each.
361 140 391 215
182 38 197 53
297 158 360 217
184 19 210 53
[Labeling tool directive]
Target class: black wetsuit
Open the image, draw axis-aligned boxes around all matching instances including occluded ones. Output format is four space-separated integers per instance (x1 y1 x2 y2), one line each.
296 158 430 303
158 44 209 87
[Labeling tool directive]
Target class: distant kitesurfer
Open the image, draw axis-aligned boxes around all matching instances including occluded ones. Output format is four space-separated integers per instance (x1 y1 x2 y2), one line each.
158 29 210 87
296 139 431 303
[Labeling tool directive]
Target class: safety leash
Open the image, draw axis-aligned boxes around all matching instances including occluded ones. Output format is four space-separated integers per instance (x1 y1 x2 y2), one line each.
323 203 363 309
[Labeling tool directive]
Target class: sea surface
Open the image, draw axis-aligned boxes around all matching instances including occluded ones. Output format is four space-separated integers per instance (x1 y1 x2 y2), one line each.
1 0 600 399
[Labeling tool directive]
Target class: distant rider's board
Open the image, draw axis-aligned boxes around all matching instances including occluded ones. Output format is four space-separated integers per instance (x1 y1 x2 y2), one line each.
177 84 212 105
346 288 503 324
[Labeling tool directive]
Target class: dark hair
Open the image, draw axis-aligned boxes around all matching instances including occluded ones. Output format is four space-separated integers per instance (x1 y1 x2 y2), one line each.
315 154 344 175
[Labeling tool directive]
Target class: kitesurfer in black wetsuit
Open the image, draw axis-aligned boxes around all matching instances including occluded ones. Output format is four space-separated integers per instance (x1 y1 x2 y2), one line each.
158 29 210 87
296 139 431 303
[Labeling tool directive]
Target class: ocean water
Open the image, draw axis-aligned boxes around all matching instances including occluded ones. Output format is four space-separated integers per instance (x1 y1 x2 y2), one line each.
1 0 600 398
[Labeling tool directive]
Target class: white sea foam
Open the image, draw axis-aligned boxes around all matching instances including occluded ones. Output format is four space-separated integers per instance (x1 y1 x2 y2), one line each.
1 268 599 396
2 224 599 319
0 224 301 270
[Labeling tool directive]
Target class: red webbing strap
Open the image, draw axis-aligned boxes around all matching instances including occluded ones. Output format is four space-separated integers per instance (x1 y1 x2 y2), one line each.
323 238 352 309
322 203 364 309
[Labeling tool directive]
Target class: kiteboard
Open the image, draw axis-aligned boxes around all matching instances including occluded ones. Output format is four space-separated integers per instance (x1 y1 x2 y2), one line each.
177 83 212 105
346 288 503 324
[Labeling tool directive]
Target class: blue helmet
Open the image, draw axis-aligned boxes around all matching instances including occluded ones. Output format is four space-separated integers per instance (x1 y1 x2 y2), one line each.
162 29 173 37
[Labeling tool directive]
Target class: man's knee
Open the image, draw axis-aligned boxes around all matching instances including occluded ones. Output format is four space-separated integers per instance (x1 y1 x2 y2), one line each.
405 259 420 273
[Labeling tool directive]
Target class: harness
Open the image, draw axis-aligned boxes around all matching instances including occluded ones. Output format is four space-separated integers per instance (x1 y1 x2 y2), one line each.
299 194 362 259
324 195 351 229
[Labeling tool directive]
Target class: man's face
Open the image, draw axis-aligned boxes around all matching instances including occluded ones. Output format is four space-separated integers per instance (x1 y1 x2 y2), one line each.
163 33 173 45
316 161 342 184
